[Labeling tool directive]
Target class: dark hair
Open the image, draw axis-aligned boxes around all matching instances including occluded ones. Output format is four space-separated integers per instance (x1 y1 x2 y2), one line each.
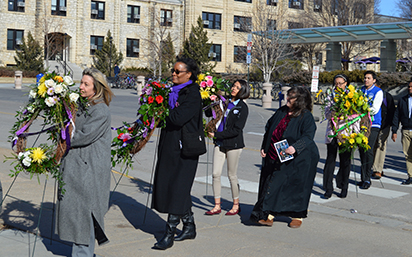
234 79 250 100
287 86 312 117
176 57 199 81
364 70 377 80
333 74 350 85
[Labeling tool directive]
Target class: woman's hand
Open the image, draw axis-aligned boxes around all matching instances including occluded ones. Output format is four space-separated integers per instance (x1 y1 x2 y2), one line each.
285 146 296 155
208 132 214 138
260 149 266 158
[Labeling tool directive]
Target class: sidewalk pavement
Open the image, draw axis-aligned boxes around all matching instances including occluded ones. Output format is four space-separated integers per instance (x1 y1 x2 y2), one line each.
1 145 412 257
1 85 412 257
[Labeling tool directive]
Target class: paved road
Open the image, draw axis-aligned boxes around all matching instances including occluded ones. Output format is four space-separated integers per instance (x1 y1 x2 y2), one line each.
0 85 411 257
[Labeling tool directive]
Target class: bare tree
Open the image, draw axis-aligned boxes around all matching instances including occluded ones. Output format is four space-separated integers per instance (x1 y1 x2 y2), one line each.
294 43 324 71
396 0 412 19
143 7 178 79
300 0 378 70
241 2 295 83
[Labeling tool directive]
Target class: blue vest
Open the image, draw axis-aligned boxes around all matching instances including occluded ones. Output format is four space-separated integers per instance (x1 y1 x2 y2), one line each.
362 85 382 129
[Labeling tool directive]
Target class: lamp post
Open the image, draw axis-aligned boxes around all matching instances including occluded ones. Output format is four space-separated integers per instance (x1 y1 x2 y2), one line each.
64 33 67 75
109 36 113 77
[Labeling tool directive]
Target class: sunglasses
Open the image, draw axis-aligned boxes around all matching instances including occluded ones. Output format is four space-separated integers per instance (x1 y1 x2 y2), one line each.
171 69 188 75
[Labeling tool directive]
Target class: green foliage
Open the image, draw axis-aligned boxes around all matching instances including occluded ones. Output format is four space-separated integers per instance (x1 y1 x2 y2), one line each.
181 16 216 73
93 30 123 77
378 72 411 89
14 32 44 73
319 70 367 84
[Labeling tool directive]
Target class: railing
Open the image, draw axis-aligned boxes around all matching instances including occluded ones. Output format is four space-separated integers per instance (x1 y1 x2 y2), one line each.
56 58 73 78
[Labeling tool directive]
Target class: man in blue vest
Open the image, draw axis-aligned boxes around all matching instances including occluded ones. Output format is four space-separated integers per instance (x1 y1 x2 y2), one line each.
392 79 412 185
372 79 395 179
358 71 383 189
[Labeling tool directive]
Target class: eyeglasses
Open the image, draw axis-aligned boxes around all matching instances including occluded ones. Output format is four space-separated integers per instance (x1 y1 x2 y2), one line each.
171 69 188 75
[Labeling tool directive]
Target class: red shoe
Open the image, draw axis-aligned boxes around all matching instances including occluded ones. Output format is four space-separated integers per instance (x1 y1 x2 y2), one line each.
225 204 241 216
205 206 221 215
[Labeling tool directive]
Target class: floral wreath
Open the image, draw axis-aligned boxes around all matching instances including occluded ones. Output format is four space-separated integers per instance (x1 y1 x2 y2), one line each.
6 71 85 193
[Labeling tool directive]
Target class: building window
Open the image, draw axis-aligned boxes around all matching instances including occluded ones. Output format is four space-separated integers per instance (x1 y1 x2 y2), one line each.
314 0 322 12
235 0 252 3
127 5 140 23
267 0 278 6
8 0 25 12
52 0 67 16
202 12 221 30
91 1 105 20
234 46 246 63
354 2 366 19
209 44 221 62
7 29 24 50
234 16 252 32
289 0 304 10
160 9 173 27
126 39 139 58
288 22 303 29
90 35 104 55
267 19 276 31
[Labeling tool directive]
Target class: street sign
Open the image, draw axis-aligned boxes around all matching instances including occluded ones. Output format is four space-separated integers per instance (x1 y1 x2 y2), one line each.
312 65 320 79
311 79 319 92
247 34 252 64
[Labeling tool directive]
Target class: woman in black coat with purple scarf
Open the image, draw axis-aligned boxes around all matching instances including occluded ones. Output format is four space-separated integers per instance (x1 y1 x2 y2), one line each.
151 58 203 250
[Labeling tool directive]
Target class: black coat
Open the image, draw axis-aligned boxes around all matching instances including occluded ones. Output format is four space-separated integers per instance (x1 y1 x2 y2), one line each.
392 94 412 133
255 106 319 215
381 91 395 130
213 100 248 150
151 82 202 215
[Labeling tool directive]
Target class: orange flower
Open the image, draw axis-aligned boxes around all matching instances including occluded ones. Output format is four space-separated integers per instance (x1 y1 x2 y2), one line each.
148 96 154 104
54 76 64 83
155 95 164 104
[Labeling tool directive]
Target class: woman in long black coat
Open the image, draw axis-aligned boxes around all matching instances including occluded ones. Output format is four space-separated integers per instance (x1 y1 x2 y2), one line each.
250 86 319 229
152 58 203 250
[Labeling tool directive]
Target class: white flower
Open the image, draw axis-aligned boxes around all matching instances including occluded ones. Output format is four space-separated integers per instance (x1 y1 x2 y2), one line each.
233 110 239 115
54 83 64 94
18 152 24 159
29 90 37 98
23 151 31 158
27 105 34 113
45 97 56 107
44 79 56 88
69 93 79 103
22 157 32 167
63 76 74 86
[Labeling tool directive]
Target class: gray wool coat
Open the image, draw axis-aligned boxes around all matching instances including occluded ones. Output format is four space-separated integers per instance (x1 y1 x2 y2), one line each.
56 102 111 245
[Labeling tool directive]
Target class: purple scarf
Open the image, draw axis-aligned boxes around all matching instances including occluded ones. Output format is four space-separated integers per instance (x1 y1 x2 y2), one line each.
168 80 192 109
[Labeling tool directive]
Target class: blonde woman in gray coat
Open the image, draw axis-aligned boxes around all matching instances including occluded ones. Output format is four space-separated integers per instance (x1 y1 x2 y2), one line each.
56 68 114 257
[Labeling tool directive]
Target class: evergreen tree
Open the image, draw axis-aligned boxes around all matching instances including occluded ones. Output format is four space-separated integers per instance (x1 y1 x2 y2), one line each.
182 16 215 73
14 31 44 73
161 32 176 75
93 30 123 77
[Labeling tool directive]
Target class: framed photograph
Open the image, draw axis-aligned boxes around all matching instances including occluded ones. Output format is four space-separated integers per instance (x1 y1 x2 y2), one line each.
274 139 294 163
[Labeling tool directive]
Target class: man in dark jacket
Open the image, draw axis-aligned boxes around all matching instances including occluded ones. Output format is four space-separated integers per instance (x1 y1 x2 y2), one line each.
392 80 412 185
372 80 395 179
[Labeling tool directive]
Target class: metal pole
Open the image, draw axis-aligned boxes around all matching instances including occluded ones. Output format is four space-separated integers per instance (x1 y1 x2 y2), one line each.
109 37 112 77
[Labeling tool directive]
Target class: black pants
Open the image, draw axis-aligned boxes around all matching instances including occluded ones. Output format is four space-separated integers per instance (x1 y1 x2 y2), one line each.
359 127 380 183
323 138 352 192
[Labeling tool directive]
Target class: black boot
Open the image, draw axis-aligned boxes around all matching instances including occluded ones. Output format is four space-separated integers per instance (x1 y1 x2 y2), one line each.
175 211 196 241
153 214 180 250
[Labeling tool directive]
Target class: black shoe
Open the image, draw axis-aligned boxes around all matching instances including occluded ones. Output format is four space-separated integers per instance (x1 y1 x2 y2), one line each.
402 177 412 185
359 181 371 190
175 211 196 242
338 188 348 198
153 214 180 250
323 191 332 199
356 181 364 186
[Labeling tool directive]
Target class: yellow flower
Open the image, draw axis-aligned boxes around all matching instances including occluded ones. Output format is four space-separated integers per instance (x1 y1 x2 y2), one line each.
39 76 45 83
38 83 47 97
200 89 210 99
350 133 356 138
348 91 354 99
359 96 363 101
198 74 205 82
362 136 368 144
348 84 355 92
31 147 47 164
54 76 64 83
334 97 339 102
339 116 344 120
338 142 342 145
344 100 351 109
349 138 355 144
